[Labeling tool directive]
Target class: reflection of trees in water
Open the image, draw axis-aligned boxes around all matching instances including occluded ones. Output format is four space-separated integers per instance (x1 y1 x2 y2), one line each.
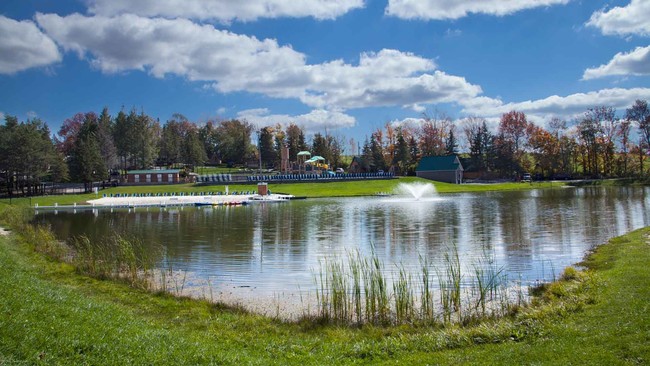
35 187 650 294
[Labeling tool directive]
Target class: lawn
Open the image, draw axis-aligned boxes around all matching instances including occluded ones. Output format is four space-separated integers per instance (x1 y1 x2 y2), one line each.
0 206 648 364
3 177 559 206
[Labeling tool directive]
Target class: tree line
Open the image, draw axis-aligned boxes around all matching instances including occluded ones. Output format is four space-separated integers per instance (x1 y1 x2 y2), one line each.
359 100 650 179
1 100 649 196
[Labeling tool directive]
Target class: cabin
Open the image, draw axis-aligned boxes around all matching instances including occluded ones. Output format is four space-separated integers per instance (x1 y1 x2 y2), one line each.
124 169 180 184
416 155 464 184
348 156 369 173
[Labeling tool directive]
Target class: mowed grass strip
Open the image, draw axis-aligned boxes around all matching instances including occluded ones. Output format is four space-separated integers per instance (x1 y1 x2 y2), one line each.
1 215 649 364
4 177 559 206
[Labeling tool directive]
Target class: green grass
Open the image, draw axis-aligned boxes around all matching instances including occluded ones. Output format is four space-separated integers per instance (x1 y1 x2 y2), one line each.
1 203 649 364
2 177 560 206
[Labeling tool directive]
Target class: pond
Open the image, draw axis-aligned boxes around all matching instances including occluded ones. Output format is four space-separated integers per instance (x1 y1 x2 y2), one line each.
35 186 650 315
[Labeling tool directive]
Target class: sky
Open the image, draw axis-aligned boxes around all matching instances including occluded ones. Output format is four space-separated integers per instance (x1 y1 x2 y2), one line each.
1 0 649 146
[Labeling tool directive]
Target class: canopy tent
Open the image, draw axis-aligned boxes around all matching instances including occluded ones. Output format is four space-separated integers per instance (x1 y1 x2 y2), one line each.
297 151 312 156
305 156 325 163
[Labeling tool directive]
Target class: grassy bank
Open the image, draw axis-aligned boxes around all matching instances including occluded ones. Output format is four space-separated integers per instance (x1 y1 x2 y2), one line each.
1 209 648 364
4 177 558 206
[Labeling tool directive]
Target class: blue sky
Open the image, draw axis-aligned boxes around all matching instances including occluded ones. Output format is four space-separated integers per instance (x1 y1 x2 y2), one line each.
1 0 649 147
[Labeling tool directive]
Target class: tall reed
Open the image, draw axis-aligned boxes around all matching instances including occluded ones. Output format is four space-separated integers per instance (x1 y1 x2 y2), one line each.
312 243 520 327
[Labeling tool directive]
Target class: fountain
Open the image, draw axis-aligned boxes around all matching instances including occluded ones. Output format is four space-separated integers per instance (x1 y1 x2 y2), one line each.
394 182 438 201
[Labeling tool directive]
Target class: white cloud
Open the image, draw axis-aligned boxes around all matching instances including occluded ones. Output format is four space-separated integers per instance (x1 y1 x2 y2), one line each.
461 87 650 121
26 111 38 119
86 0 364 22
0 15 61 74
37 13 483 112
587 0 650 37
237 108 356 132
385 0 569 20
0 111 5 121
583 45 650 80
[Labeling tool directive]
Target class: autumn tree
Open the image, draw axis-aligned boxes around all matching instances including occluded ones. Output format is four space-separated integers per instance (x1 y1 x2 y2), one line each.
527 123 560 177
626 100 650 175
577 112 603 177
497 111 530 174
617 119 632 176
589 106 618 176
56 113 84 157
418 112 451 156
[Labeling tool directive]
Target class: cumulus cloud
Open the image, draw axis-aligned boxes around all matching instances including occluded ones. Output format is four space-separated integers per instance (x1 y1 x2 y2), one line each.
0 15 61 74
587 0 650 37
385 0 570 20
86 0 364 22
461 87 650 121
237 108 356 132
36 13 483 112
583 45 650 80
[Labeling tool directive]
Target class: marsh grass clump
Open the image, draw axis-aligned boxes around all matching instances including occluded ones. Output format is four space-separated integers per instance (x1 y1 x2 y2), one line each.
0 204 31 229
69 233 161 288
18 224 70 261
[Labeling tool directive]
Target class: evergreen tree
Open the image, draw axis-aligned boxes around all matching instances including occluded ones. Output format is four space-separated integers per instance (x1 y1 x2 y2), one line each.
183 127 208 167
393 129 409 175
407 135 419 175
113 109 130 172
68 113 107 192
258 126 277 168
370 132 386 171
1 116 65 195
215 119 253 164
445 128 458 155
97 107 118 171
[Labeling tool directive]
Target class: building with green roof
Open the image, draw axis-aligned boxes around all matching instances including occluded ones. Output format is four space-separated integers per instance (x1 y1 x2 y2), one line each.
415 155 463 184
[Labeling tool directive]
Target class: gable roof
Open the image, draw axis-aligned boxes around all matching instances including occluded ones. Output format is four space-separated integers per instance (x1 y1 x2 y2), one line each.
416 155 463 172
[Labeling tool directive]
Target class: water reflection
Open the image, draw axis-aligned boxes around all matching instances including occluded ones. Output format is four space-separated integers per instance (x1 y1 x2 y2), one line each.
36 186 650 297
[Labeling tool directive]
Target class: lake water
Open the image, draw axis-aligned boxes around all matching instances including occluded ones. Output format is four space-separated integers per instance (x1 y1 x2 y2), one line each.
35 186 650 314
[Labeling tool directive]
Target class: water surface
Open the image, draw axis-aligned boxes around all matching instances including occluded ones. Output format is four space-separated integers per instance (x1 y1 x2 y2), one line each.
36 186 650 310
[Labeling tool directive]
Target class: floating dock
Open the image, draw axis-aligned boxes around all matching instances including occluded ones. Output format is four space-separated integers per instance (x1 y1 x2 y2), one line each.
34 193 295 211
